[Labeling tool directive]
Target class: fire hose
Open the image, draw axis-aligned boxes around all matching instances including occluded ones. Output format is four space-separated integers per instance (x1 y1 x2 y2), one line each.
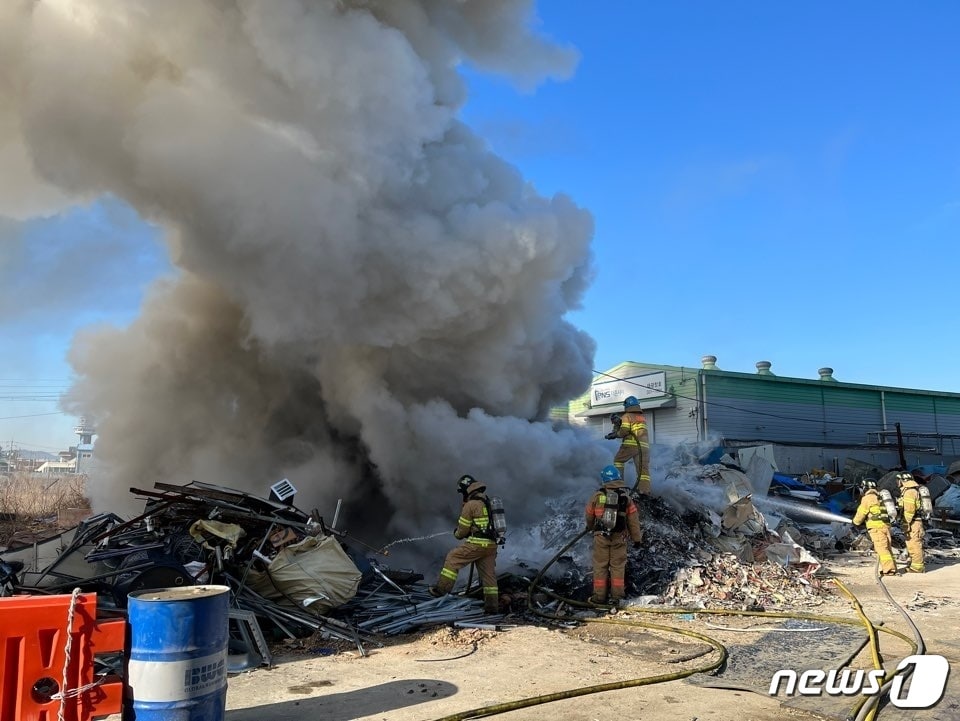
429 528 920 721
848 560 925 721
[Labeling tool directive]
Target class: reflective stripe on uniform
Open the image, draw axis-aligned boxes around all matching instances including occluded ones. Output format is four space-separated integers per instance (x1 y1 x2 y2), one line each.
591 493 607 519
467 537 496 547
440 568 458 581
620 413 649 448
460 503 492 536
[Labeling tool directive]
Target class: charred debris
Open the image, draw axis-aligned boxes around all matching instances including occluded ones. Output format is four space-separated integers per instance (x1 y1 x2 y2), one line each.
1 458 959 667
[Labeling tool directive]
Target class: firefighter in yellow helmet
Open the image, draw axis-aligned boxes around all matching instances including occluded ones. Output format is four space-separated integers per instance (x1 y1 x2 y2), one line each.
852 478 898 576
428 475 500 614
896 472 925 573
585 465 643 607
605 396 651 494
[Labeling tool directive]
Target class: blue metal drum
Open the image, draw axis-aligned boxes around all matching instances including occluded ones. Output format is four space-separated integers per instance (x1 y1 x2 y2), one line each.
125 585 230 720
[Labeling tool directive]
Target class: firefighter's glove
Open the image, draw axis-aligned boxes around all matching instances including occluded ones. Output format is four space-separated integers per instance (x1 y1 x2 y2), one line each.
604 432 618 440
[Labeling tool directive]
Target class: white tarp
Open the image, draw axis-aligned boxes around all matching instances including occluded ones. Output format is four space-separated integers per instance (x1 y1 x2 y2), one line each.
247 534 362 614
764 534 822 573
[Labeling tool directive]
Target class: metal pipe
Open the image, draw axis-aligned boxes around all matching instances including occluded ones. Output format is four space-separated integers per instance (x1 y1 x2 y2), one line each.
331 498 342 530
699 370 708 441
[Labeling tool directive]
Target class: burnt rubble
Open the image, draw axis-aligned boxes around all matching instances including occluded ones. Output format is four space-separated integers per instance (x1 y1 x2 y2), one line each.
2 464 958 669
0 480 503 664
525 492 830 611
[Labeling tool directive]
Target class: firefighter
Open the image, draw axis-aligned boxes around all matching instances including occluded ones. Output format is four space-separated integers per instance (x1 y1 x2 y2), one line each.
896 472 925 573
429 475 500 614
606 395 651 494
585 465 643 607
852 478 898 576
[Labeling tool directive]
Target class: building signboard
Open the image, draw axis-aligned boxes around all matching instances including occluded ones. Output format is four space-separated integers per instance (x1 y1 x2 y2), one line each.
590 372 667 407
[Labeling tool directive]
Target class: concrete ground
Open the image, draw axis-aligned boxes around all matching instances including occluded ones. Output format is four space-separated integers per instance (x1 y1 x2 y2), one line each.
136 549 958 721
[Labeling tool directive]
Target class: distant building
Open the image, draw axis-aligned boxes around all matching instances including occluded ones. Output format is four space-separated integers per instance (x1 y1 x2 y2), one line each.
1 451 47 473
36 456 78 475
73 418 96 474
568 356 960 475
35 418 97 475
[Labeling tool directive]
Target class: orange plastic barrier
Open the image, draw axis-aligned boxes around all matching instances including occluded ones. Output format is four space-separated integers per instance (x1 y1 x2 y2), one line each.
0 593 124 721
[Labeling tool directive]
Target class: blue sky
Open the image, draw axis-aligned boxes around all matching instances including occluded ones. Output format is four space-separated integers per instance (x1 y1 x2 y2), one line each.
463 2 959 380
3 1 959 452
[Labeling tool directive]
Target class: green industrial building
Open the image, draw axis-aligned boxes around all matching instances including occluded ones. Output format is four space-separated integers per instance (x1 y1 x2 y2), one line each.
567 355 960 476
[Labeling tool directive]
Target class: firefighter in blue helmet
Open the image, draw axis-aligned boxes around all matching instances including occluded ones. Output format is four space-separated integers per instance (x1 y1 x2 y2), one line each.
585 465 643 606
604 396 651 494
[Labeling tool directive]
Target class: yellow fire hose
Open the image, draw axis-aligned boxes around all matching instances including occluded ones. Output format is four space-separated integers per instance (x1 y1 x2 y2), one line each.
429 529 919 721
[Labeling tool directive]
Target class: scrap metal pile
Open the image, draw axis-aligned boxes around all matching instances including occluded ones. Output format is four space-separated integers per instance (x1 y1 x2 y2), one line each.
0 480 501 661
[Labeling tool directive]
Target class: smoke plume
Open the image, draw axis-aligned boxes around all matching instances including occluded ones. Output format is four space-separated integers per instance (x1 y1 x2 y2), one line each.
2 0 606 547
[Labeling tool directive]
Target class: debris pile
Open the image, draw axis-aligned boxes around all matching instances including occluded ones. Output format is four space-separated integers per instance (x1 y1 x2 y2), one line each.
0 480 512 661
529 487 830 610
662 554 823 609
336 581 505 636
3 452 957 657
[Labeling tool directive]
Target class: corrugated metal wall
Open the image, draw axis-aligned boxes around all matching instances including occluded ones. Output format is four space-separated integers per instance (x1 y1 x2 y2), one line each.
704 374 881 445
704 372 960 452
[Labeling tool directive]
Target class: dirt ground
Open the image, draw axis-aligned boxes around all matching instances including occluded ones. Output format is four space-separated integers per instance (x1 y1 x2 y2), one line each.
102 550 960 721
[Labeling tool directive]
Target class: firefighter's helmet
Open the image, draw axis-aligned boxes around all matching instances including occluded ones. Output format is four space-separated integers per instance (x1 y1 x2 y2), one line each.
623 396 640 409
599 465 621 483
860 478 878 492
457 474 485 496
896 472 913 485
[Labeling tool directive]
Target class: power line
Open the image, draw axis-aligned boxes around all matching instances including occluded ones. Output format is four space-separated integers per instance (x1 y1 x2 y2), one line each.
0 411 68 421
3 440 65 452
0 378 72 382
0 398 65 402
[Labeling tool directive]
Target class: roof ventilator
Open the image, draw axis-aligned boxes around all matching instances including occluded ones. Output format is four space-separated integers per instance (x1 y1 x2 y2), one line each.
755 361 774 376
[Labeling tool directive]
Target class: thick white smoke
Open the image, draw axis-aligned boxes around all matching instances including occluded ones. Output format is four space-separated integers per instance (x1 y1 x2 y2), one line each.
2 0 607 549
